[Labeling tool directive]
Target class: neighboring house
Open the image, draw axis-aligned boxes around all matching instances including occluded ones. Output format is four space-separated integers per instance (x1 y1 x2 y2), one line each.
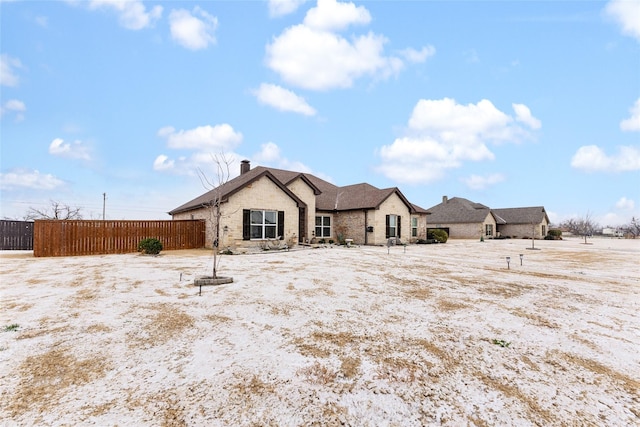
425 196 502 239
425 196 549 239
169 161 421 249
492 207 550 239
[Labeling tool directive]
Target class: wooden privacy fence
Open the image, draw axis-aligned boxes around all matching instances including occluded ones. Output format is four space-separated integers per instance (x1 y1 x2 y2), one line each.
33 220 205 257
0 220 34 250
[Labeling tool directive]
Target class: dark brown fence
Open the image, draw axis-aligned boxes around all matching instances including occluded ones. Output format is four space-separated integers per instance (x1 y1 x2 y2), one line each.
0 220 34 250
33 220 205 257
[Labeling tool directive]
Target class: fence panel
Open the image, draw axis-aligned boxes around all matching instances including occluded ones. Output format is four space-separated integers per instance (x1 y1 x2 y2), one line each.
33 220 205 257
0 220 34 250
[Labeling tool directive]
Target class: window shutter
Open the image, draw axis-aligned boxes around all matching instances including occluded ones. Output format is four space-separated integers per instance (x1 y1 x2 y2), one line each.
242 209 250 240
397 216 401 238
385 215 390 238
278 211 285 239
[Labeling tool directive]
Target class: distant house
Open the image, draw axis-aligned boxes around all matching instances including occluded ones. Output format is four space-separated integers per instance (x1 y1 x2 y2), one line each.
492 207 550 239
425 196 549 239
425 196 503 239
169 161 424 249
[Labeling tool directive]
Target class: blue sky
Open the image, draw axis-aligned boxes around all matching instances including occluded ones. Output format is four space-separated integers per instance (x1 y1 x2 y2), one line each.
1 0 639 226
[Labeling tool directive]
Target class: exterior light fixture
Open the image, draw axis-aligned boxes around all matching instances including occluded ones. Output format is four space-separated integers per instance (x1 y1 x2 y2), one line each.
519 254 523 266
506 256 511 270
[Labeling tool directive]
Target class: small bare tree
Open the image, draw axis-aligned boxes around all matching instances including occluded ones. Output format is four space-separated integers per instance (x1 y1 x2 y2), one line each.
197 153 234 279
24 200 83 220
560 212 599 244
621 217 640 238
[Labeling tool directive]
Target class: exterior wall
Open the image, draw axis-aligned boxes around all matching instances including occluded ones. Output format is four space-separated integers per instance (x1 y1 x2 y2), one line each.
368 194 411 245
286 177 316 243
333 210 366 244
410 214 428 243
498 218 549 239
429 212 496 240
173 176 300 249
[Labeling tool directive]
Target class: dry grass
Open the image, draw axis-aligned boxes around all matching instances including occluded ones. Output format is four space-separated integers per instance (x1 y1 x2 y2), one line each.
130 304 195 347
7 346 110 417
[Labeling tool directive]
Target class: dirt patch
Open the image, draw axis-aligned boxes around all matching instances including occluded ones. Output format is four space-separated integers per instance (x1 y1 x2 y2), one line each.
7 346 110 417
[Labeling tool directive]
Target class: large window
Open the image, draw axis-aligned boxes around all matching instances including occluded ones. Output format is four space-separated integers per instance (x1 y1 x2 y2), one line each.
315 215 331 238
411 217 418 237
243 210 284 240
251 210 277 239
485 224 493 237
386 214 401 238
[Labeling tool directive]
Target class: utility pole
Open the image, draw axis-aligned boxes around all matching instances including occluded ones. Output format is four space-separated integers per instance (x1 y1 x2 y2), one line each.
102 193 106 220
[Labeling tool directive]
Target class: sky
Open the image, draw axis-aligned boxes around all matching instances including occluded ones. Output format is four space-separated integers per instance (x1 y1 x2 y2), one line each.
1 0 639 226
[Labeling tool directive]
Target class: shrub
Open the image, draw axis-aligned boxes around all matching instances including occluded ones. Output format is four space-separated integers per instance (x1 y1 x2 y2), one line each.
547 229 563 240
427 229 448 243
138 238 163 255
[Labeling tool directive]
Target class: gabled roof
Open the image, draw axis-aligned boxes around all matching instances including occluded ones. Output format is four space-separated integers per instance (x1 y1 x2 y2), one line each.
425 197 495 224
315 182 413 212
168 168 306 215
169 163 415 215
491 207 549 225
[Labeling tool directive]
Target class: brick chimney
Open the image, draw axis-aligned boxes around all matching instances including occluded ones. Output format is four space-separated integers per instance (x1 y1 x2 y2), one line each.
240 159 250 175
442 195 448 204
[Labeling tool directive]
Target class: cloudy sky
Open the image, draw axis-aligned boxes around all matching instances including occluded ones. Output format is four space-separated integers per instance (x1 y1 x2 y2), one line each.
1 0 639 226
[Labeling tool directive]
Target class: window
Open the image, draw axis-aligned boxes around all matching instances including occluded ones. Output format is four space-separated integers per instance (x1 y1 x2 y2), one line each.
315 215 331 238
541 225 546 236
411 217 418 237
386 214 401 238
243 210 284 240
485 224 493 236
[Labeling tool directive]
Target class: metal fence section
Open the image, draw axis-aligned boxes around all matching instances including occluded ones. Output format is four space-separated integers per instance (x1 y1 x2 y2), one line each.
33 220 205 257
0 220 34 250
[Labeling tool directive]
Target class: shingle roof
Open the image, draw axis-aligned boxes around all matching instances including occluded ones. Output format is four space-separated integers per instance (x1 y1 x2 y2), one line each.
168 167 306 215
425 197 548 225
169 165 413 215
425 197 495 224
491 207 549 225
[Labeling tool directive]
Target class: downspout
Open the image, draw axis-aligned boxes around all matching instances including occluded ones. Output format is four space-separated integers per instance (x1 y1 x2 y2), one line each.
364 210 368 245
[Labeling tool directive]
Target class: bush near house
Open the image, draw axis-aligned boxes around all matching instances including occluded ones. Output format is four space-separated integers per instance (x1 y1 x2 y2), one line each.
428 229 449 243
138 238 163 255
545 229 563 240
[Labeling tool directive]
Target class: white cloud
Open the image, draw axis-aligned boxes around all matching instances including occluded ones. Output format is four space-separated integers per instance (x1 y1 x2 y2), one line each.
0 54 23 87
615 196 635 210
266 1 429 91
88 0 162 30
153 154 175 171
399 46 436 63
376 98 540 184
253 142 314 174
461 173 505 190
0 169 64 190
620 98 640 131
571 144 640 172
513 103 542 129
605 0 640 41
268 0 308 17
158 124 242 151
253 83 317 116
49 138 92 161
0 99 26 121
303 0 370 31
169 7 218 50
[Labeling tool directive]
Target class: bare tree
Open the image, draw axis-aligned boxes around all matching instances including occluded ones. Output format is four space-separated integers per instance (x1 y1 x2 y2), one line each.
560 212 599 244
24 200 83 220
197 153 234 279
620 217 640 238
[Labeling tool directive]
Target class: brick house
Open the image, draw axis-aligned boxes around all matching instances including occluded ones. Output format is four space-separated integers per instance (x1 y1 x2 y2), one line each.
425 196 549 239
169 161 427 249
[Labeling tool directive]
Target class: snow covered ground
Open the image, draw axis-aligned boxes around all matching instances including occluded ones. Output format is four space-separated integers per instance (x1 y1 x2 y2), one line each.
1 237 639 426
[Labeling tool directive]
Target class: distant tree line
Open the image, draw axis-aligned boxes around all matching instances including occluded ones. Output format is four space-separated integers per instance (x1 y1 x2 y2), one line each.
556 213 639 241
